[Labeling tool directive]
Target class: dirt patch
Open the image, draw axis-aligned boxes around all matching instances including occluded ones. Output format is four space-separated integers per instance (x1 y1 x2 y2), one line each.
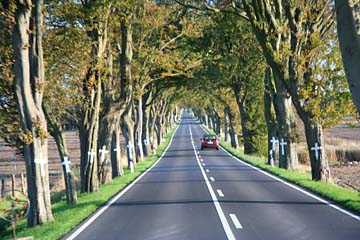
331 164 360 191
325 127 360 141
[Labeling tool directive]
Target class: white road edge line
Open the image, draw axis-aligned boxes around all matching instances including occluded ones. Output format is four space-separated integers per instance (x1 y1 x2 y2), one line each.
229 214 243 229
64 124 181 240
217 189 224 197
210 177 215 182
199 125 360 222
189 125 236 240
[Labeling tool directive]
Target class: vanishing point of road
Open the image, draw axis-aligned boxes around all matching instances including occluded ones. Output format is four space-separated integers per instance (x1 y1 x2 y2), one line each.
64 113 360 240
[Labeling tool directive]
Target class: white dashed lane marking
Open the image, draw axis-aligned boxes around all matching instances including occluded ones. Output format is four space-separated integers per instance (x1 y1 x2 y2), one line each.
210 177 215 182
217 189 224 197
230 214 243 229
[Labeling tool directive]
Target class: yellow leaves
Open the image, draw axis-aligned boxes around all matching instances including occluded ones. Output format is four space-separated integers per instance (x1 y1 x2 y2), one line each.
20 129 33 145
87 74 97 87
32 118 49 141
23 43 31 49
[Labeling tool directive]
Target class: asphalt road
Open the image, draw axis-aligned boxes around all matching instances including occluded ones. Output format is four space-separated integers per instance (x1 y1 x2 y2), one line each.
65 113 360 240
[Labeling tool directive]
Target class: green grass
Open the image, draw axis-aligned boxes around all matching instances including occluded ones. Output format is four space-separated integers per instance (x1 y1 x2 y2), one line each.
1 126 177 240
220 140 360 214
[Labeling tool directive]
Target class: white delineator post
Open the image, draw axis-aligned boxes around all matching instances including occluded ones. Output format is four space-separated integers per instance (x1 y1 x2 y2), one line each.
143 139 147 145
269 149 274 166
88 149 96 163
127 142 134 173
62 156 71 173
311 142 322 160
99 145 109 164
150 137 156 155
129 160 134 174
280 138 287 156
127 142 133 160
34 158 47 177
270 136 278 151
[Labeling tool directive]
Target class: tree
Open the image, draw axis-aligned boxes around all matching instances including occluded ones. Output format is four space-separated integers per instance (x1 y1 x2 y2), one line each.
0 1 22 149
239 0 343 180
335 0 360 114
41 0 91 203
12 0 54 226
78 0 113 192
191 11 267 155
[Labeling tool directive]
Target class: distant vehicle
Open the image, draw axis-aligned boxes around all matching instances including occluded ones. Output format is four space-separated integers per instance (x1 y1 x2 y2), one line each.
201 134 219 150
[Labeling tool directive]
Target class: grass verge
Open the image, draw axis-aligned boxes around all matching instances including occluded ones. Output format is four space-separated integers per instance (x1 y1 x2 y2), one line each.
1 126 177 240
220 140 360 215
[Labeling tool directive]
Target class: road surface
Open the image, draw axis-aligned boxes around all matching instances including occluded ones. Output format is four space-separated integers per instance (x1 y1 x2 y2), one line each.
64 113 360 240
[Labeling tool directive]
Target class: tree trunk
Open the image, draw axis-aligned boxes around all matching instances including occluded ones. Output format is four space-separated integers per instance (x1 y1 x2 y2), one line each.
225 107 238 149
142 102 152 156
272 72 298 170
335 0 360 114
98 49 117 184
149 106 157 151
98 114 114 184
223 108 229 142
134 99 144 161
79 77 101 192
303 119 332 182
263 67 278 166
43 105 77 204
79 13 109 192
121 105 137 167
13 0 54 226
111 124 124 177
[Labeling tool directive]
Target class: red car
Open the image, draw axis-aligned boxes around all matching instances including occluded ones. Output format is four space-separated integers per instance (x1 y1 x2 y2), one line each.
201 134 220 150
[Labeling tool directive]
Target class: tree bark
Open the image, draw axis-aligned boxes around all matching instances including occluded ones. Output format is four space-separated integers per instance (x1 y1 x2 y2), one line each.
223 108 229 142
142 99 152 156
134 98 144 161
43 105 77 204
272 72 298 169
149 105 157 151
98 49 117 184
13 0 54 226
303 118 332 182
78 4 111 192
121 105 137 166
335 0 360 114
98 113 114 184
79 75 101 192
263 67 278 166
111 124 124 177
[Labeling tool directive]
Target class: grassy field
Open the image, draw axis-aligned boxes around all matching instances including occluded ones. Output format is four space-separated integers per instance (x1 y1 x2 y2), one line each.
0 126 178 240
220 140 360 215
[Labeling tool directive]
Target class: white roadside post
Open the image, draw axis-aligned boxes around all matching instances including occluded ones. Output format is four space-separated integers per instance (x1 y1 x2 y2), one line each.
280 138 287 156
150 137 156 155
88 149 96 164
143 139 147 145
127 142 134 173
269 149 274 166
311 142 322 160
62 156 71 173
99 145 109 165
34 158 47 177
